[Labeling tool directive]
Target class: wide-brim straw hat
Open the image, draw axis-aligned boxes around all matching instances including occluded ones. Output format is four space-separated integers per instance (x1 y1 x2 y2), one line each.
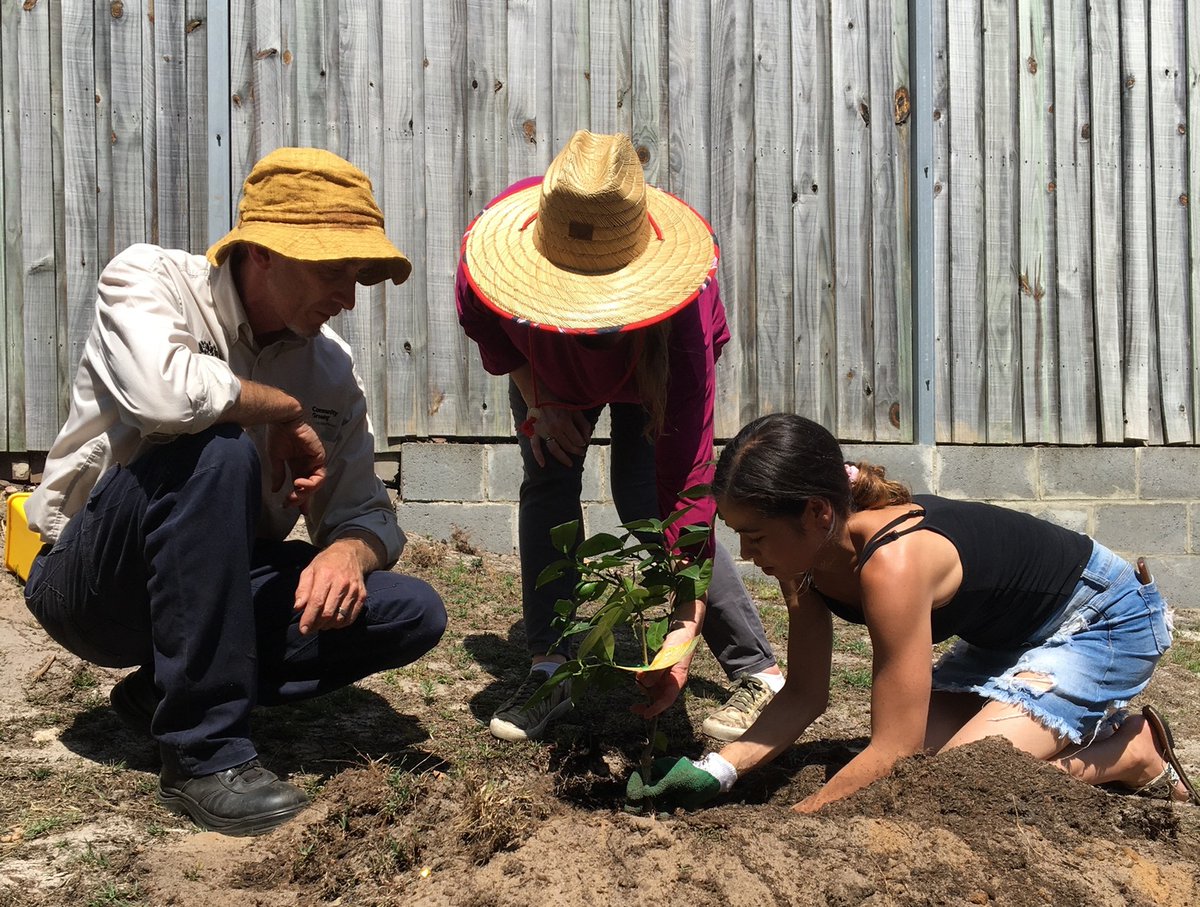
461 131 718 333
207 147 412 286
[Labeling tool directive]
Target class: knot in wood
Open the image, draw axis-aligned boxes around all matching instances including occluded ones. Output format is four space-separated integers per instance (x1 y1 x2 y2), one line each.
1026 56 1038 75
893 87 910 125
110 0 123 18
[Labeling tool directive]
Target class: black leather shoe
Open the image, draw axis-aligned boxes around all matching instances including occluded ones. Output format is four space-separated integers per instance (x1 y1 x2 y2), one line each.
109 667 158 737
159 759 308 836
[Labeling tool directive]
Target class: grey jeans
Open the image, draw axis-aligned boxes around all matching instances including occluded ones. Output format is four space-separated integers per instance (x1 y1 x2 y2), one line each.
510 382 776 679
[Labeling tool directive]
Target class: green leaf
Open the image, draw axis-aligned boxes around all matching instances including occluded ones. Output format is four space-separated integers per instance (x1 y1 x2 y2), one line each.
621 518 663 534
645 617 669 653
553 598 575 617
661 507 696 530
674 528 712 549
677 558 714 602
578 609 622 660
587 555 628 571
678 483 712 501
577 532 625 558
550 520 580 554
536 558 573 589
653 730 668 753
575 580 604 602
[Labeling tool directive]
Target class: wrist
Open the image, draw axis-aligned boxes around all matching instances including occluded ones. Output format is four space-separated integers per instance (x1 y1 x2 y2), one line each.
691 752 737 792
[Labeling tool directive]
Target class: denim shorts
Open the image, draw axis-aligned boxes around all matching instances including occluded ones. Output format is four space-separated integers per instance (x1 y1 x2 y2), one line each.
931 541 1173 744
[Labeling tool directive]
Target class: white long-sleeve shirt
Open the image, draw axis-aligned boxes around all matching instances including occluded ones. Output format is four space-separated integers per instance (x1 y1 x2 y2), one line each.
27 244 404 563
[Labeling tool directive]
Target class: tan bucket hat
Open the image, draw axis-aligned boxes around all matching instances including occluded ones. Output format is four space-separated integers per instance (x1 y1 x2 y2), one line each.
461 131 718 333
206 147 411 286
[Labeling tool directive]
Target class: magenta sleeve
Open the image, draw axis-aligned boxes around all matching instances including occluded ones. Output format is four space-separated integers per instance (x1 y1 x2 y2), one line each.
655 281 724 558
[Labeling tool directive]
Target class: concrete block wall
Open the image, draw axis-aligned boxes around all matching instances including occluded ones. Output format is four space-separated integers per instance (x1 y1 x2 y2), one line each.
389 442 1200 608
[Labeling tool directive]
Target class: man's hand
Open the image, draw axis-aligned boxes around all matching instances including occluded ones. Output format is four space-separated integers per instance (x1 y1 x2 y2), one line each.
294 536 380 634
267 418 327 510
626 757 722 811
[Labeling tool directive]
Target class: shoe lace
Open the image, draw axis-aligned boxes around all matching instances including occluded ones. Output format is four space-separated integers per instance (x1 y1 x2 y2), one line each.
724 676 767 713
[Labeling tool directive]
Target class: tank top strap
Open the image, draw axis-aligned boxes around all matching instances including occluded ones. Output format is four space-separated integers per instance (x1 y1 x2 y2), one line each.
859 507 927 567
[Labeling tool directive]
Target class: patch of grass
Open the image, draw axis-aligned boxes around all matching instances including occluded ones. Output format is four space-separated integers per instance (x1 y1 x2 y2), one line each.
24 812 77 839
71 668 99 690
833 633 870 657
832 667 873 690
79 841 110 869
86 881 142 907
1166 637 1200 674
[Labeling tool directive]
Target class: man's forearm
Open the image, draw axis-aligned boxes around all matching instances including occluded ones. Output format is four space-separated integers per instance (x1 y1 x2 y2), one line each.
224 379 305 426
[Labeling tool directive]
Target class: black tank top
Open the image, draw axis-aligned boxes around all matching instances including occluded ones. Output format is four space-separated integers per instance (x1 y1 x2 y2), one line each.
815 495 1092 648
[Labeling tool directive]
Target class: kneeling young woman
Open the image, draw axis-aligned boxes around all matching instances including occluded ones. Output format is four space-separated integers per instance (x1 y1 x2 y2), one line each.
627 413 1198 813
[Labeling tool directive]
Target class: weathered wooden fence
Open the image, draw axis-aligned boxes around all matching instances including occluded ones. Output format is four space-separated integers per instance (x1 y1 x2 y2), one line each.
0 0 1197 451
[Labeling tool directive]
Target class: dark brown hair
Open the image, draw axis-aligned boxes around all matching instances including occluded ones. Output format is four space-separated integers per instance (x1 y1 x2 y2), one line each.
713 414 911 519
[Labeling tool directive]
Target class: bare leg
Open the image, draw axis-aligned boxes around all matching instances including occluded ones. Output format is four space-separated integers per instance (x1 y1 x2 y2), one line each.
937 673 1189 800
924 690 986 752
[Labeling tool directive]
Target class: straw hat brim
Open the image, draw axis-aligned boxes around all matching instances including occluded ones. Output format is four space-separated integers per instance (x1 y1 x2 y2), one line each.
461 183 718 333
206 222 412 286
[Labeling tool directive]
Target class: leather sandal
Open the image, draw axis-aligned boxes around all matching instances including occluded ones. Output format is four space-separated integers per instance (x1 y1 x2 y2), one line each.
1139 705 1200 805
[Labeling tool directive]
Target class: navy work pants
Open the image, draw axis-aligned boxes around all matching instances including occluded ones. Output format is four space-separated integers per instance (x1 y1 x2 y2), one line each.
24 424 446 777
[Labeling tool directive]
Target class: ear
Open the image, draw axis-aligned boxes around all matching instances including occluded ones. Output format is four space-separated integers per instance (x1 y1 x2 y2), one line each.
245 243 272 269
807 497 835 532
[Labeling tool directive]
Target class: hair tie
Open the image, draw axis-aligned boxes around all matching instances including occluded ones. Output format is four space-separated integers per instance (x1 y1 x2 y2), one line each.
844 463 860 485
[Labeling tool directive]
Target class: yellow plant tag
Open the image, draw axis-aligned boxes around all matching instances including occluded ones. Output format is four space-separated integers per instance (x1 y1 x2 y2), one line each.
614 637 699 673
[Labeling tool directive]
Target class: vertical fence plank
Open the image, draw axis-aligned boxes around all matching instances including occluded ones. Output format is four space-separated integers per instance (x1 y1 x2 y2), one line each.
589 0 632 137
947 0 985 442
1149 0 1192 442
1017 0 1058 442
466 0 510 435
931 0 952 441
330 0 387 431
110 0 146 252
1121 0 1154 442
17 0 61 447
506 0 551 183
1 0 23 448
61 1 97 372
982 0 1021 442
792 0 836 432
93 0 113 265
867 0 904 442
667 1 710 212
156 1 190 250
551 0 589 145
251 0 286 153
753 1 795 420
184 2 209 252
423 0 468 435
1054 0 1097 443
228 1 256 197
1087 0 1125 442
384 0 425 438
631 0 668 188
292 0 329 149
831 1 874 439
708 0 754 435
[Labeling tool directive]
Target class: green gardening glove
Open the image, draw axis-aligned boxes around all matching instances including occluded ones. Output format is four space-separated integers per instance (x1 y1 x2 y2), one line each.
626 756 722 811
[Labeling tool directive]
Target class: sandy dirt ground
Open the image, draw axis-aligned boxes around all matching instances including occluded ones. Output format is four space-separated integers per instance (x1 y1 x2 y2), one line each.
1 527 1198 907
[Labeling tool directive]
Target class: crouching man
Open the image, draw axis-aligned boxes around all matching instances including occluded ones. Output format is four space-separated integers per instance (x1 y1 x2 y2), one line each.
23 147 447 836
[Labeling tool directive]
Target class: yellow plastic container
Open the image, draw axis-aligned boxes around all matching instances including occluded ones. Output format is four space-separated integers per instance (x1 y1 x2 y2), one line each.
4 492 42 582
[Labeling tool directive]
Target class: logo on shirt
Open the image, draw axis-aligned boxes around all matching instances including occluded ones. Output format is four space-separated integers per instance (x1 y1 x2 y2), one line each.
309 405 339 429
197 340 222 359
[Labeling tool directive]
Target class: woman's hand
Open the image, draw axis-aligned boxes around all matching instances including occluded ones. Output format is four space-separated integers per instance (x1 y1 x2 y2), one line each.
527 406 593 467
